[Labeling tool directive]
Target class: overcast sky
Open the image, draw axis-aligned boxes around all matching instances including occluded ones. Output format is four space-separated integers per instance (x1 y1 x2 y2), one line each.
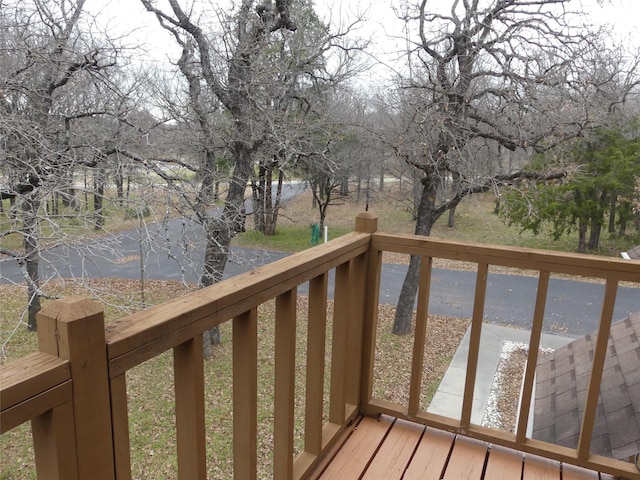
88 0 639 81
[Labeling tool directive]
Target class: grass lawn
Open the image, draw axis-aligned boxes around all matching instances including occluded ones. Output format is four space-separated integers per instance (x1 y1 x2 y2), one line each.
236 183 640 258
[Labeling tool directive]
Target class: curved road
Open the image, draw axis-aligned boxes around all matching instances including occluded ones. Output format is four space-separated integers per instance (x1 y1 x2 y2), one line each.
1 183 638 337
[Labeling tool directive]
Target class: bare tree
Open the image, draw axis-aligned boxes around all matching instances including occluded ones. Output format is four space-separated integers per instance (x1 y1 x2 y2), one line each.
137 0 364 352
0 0 123 330
388 0 640 334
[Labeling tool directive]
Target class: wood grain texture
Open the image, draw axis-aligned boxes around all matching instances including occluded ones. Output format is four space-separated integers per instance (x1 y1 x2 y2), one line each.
371 232 640 282
484 444 523 480
274 289 297 479
0 352 70 412
305 274 328 456
403 427 455 480
37 297 115 479
361 419 424 479
233 309 258 480
442 435 489 480
522 454 560 480
319 416 393 479
174 336 206 479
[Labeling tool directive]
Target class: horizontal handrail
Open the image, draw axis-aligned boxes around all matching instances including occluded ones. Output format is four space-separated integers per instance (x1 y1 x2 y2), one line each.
105 231 371 376
0 352 71 434
372 232 640 281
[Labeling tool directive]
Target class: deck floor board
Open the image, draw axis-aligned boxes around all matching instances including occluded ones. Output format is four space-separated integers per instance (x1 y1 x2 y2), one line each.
361 419 424 479
442 435 489 479
523 454 560 480
402 427 455 480
484 444 523 480
318 416 392 479
314 415 614 480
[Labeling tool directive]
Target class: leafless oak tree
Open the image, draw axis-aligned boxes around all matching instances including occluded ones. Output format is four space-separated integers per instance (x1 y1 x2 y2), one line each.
137 0 364 351
1 0 124 329
389 0 640 334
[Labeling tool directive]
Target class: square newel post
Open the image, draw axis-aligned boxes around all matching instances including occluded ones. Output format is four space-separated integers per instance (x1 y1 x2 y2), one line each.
37 296 115 480
354 212 383 415
355 212 378 234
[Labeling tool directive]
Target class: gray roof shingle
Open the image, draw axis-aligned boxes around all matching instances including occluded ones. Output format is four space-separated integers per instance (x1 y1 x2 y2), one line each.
623 245 640 260
533 312 640 461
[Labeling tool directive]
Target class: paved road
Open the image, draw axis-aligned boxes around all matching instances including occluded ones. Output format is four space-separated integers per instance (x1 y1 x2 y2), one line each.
378 262 639 337
1 182 638 337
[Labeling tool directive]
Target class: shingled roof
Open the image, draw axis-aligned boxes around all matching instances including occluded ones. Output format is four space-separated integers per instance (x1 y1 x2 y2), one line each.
533 311 640 462
622 245 640 260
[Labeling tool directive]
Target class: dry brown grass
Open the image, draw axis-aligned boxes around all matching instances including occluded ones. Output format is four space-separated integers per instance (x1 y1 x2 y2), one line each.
277 181 416 234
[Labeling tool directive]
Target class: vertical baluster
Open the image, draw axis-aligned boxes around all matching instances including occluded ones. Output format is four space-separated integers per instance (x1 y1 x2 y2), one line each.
233 309 258 480
330 263 350 424
174 334 206 480
305 274 328 456
409 256 433 417
274 288 297 479
360 248 383 414
460 263 489 433
31 401 78 480
346 254 367 410
577 279 618 460
516 270 550 444
110 374 133 480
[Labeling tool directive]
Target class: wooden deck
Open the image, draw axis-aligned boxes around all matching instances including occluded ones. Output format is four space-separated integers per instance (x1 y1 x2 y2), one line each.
4 214 639 479
315 416 614 480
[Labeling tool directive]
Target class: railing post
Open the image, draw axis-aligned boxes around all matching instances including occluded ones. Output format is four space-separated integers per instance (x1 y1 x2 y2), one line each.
355 211 378 235
354 213 381 416
37 296 115 480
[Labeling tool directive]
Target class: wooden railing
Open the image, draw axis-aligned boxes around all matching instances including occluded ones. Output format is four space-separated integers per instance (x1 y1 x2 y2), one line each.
361 231 640 479
1 212 639 479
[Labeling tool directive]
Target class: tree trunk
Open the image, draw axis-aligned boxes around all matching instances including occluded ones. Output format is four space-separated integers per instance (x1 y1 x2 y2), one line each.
252 159 267 232
588 190 607 249
618 206 628 236
411 169 421 221
315 178 332 233
311 181 318 208
200 219 226 356
22 192 42 331
578 219 587 253
608 190 616 234
393 175 438 335
588 220 601 250
253 157 284 236
93 167 106 230
200 142 253 355
264 170 284 236
618 218 627 236
251 177 264 233
447 172 461 228
115 170 124 204
340 175 349 197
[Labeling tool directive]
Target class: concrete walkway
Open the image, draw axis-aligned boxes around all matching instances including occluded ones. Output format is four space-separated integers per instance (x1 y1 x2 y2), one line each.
427 324 574 425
